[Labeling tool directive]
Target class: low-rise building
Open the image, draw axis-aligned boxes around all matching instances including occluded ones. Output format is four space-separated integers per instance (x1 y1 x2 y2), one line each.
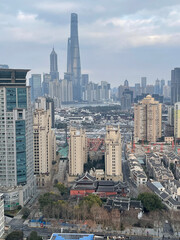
128 154 147 186
146 153 174 182
70 172 129 197
147 181 180 211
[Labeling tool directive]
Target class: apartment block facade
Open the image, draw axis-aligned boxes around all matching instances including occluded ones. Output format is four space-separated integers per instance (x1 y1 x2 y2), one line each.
69 127 87 176
134 95 162 143
105 126 123 181
33 109 56 186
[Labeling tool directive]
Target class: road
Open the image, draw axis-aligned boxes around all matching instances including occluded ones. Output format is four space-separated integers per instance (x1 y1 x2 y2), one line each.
53 159 68 183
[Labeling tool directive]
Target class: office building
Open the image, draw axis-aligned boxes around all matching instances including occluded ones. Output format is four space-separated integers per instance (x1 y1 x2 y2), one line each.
154 79 161 95
141 77 147 93
160 79 165 95
105 126 123 181
69 128 87 176
35 96 55 128
0 64 9 69
124 79 129 87
134 95 162 143
171 68 180 105
0 194 4 238
29 74 42 102
50 47 59 81
33 109 56 186
42 73 51 96
0 68 36 210
134 83 141 97
174 103 180 139
67 13 81 101
121 94 131 110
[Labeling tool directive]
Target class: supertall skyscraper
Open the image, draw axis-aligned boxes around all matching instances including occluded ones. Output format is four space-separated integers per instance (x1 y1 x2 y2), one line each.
0 68 36 210
50 47 59 81
67 13 81 101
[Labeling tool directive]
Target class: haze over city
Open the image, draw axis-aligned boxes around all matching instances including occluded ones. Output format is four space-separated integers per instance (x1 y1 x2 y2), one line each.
1 0 180 86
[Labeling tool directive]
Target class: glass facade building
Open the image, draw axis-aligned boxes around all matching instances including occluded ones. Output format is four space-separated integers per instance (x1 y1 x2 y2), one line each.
0 68 36 210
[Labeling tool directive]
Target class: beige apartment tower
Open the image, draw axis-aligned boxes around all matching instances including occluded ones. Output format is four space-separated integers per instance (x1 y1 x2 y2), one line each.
105 125 123 181
174 102 180 139
33 109 56 186
69 127 87 176
134 95 162 143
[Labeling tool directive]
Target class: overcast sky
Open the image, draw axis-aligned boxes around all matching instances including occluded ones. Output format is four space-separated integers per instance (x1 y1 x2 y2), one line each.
1 0 180 86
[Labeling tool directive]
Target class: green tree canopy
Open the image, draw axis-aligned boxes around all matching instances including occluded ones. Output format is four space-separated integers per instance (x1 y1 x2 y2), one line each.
27 231 42 240
138 192 164 212
54 182 68 196
6 231 23 240
79 194 102 209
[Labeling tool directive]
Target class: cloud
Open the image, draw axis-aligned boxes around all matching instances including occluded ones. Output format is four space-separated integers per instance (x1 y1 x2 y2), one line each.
17 11 37 22
35 1 78 13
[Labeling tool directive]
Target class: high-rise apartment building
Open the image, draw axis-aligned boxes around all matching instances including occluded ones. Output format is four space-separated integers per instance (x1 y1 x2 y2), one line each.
33 109 56 186
69 128 87 176
49 79 61 108
134 95 162 143
67 13 81 101
171 68 180 105
61 79 73 103
141 77 147 93
50 47 59 81
0 68 36 210
174 103 180 139
35 96 55 128
0 194 4 238
29 74 42 102
105 126 123 181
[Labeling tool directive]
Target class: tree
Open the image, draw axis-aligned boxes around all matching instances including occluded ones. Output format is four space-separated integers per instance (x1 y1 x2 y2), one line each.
21 207 30 219
6 231 23 240
54 182 68 196
27 231 42 240
138 192 164 212
79 194 102 209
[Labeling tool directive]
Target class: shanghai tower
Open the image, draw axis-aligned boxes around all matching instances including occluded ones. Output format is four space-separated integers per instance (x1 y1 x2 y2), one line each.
67 13 81 101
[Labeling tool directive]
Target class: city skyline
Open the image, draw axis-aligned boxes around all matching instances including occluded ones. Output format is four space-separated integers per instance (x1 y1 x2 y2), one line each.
1 1 180 86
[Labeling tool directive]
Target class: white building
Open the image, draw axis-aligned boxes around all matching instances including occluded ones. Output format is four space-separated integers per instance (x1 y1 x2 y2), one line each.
105 125 123 181
0 194 4 238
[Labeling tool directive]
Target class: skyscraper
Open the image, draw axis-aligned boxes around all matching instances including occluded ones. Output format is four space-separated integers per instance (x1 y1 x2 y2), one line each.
50 47 59 81
42 73 51 96
105 126 123 181
171 68 180 105
67 13 81 101
134 95 162 143
29 74 42 102
141 77 147 94
0 68 36 210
